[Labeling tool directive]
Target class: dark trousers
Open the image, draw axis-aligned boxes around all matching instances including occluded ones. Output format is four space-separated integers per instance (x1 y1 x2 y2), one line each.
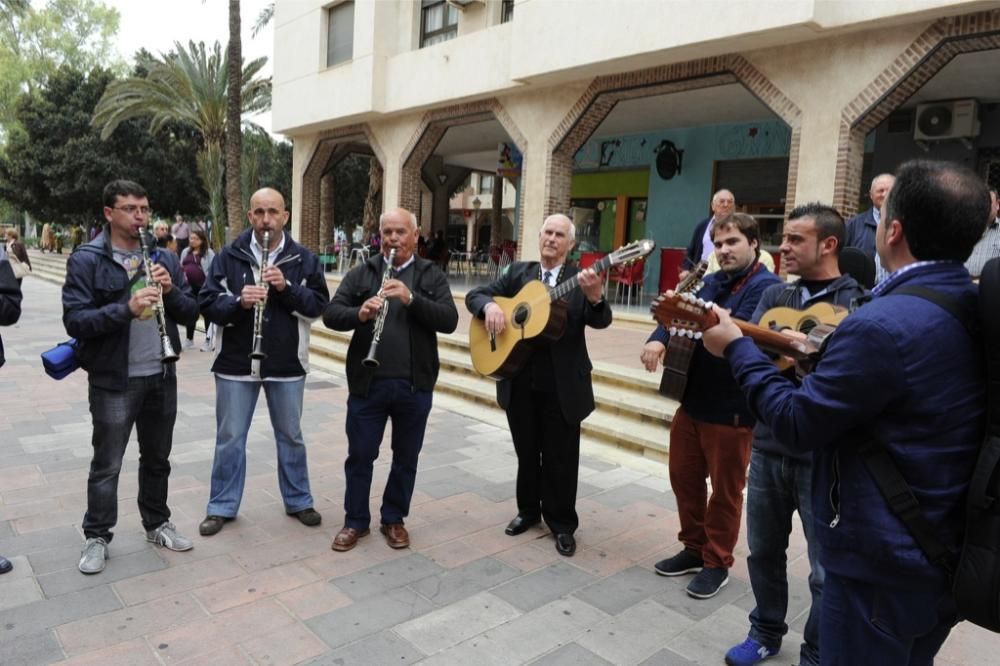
506 386 580 535
820 572 957 665
184 282 209 340
343 379 432 530
746 449 823 666
84 374 176 542
669 406 752 569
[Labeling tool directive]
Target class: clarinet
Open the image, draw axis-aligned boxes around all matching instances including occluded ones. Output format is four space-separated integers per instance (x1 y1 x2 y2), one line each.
249 230 270 360
138 230 179 364
362 248 396 368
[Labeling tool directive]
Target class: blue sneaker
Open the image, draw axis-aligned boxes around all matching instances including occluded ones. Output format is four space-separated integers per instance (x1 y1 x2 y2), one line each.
725 637 779 666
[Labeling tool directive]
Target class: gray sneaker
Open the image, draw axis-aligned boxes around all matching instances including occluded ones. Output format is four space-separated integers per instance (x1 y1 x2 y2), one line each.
78 537 108 574
146 522 194 552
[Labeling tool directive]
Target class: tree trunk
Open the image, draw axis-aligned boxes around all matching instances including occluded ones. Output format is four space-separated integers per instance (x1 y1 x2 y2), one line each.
362 159 383 240
224 0 244 242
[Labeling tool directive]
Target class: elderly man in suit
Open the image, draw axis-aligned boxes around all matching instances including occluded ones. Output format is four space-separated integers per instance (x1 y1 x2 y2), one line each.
466 214 612 557
845 173 895 283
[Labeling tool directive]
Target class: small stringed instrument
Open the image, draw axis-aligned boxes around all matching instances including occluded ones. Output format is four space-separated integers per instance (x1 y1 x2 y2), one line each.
650 292 838 373
757 302 849 334
658 261 708 400
470 239 656 380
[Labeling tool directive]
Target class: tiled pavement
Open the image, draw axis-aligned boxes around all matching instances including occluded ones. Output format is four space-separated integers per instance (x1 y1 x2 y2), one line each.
0 275 992 665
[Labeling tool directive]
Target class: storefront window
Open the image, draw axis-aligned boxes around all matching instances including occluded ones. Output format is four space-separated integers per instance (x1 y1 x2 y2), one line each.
570 198 616 251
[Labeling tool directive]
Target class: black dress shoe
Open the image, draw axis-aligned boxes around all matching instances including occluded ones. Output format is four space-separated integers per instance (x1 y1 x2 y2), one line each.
199 515 232 536
505 514 540 536
555 533 576 557
0 555 11 574
288 508 322 527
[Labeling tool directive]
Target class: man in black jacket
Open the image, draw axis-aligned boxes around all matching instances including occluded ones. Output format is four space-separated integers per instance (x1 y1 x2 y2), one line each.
466 214 611 557
324 207 458 552
63 180 199 575
0 257 22 574
197 187 330 537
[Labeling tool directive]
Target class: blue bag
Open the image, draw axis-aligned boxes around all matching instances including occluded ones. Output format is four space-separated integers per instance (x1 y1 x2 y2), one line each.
41 338 80 380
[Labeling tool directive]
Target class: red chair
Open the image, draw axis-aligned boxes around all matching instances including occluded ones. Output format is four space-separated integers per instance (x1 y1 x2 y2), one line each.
611 259 646 307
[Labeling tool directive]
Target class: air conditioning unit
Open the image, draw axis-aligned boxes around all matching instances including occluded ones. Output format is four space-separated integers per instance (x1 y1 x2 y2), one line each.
914 99 981 141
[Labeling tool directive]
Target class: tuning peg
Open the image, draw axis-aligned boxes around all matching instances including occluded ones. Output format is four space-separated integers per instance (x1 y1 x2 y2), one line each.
669 326 678 336
694 332 703 340
703 301 714 310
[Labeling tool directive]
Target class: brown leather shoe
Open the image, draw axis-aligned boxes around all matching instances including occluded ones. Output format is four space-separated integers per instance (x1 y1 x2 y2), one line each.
331 526 369 552
379 523 410 549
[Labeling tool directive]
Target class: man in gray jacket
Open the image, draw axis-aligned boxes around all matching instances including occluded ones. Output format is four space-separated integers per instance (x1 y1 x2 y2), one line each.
725 203 866 666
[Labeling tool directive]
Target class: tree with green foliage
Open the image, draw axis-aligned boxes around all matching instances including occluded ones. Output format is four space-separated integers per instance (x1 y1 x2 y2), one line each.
92 40 270 249
241 128 292 213
0 0 122 141
0 66 205 229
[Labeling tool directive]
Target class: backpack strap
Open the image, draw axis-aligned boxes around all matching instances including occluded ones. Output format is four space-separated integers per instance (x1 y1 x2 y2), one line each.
858 437 956 575
892 285 978 339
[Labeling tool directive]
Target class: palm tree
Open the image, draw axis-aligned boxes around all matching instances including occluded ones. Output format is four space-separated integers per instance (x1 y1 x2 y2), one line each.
225 0 243 241
92 40 270 249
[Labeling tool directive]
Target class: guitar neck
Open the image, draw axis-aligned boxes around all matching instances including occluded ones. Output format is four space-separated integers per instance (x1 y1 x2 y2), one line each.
733 319 812 360
549 255 614 302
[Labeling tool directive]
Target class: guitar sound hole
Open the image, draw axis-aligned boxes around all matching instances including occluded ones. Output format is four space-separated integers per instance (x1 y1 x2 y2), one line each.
513 304 530 327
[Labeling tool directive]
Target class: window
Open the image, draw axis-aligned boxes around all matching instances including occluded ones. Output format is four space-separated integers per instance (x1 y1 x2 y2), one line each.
421 0 458 48
479 173 494 195
326 1 354 67
501 0 514 23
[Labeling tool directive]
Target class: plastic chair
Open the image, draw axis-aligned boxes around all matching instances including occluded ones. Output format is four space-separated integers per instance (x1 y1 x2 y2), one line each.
611 259 646 307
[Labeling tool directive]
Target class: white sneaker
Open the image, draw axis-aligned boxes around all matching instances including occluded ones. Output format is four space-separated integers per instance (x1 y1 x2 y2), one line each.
78 537 108 574
183 339 195 349
199 340 212 352
146 522 194 552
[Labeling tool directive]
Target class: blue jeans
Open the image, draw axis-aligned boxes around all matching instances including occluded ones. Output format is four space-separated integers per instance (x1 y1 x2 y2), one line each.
206 376 313 517
344 379 432 530
821 572 956 665
746 449 823 666
84 374 176 542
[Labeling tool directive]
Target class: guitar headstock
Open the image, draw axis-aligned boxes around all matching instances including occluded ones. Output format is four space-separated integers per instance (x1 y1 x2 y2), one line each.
650 292 719 338
607 239 655 267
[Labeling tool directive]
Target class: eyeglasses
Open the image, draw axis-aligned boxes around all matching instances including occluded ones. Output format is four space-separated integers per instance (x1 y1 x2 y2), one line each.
251 207 284 219
114 205 151 216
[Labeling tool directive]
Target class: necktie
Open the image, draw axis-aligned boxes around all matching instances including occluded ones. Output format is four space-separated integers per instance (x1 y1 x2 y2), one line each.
543 271 553 287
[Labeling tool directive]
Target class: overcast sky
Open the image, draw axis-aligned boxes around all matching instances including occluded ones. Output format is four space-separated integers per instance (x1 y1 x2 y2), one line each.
102 0 277 134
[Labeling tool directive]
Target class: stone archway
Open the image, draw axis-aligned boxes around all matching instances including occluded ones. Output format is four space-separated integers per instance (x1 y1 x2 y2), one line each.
300 123 386 253
547 54 804 222
834 10 1000 215
398 99 528 253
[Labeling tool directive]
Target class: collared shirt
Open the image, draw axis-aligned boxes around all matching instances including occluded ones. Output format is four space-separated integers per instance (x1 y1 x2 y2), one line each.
872 259 955 297
871 207 889 285
700 218 716 262
250 231 286 266
965 219 1000 278
539 263 563 288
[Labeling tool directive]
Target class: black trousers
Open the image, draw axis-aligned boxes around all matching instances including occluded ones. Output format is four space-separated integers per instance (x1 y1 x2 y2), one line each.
506 384 580 534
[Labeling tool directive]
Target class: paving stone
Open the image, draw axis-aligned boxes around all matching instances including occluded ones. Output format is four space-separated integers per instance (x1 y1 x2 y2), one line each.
577 598 695 664
396 591 522 654
531 642 614 665
333 552 444 600
36 548 168 598
573 565 658 615
638 648 698 665
239 620 329 665
56 638 160 665
491 561 598 612
275 580 354 620
588 483 675 510
0 630 64 666
306 587 434 649
409 556 520 606
477 479 517 502
192 561 320 613
0 586 122 642
111 553 244 605
303 629 425 665
665 604 751 664
650 570 751 621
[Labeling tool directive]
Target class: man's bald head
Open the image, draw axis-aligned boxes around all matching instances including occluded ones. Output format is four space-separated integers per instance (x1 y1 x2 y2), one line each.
380 207 418 230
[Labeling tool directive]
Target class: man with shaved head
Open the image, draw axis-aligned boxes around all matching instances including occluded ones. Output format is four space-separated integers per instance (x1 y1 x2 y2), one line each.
846 173 896 284
466 214 611 557
198 187 331 537
324 207 458 552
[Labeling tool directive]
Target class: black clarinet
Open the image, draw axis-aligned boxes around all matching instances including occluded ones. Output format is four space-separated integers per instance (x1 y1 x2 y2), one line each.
138 231 179 364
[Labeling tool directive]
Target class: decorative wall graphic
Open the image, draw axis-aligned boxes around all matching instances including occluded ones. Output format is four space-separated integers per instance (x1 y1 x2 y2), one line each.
717 123 790 158
599 139 621 167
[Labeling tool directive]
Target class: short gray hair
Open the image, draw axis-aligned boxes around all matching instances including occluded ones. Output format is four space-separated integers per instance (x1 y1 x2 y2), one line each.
379 208 418 230
540 214 575 241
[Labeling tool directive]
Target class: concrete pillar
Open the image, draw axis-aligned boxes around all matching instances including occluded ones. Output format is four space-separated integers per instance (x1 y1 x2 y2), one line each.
319 171 334 252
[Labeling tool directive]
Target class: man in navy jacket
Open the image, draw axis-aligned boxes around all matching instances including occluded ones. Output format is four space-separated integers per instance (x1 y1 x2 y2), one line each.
845 173 895 284
64 180 199 574
643 213 780 599
197 188 330 537
704 160 988 664
683 189 735 274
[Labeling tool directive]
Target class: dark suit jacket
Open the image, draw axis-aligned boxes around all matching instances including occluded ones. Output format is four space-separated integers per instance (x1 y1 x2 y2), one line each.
683 217 713 270
466 261 612 424
845 207 877 258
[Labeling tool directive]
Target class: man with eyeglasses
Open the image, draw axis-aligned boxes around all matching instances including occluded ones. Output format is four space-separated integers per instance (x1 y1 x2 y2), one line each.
63 180 200 575
197 187 330 537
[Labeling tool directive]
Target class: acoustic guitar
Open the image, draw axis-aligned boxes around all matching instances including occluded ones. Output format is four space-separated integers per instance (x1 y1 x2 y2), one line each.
470 239 656 380
650 292 841 373
658 261 708 401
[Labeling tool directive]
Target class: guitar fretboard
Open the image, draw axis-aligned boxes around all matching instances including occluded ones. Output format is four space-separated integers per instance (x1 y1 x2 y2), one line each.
549 255 615 301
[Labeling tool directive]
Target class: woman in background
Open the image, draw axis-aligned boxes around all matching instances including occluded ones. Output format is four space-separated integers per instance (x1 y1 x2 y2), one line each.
179 229 215 351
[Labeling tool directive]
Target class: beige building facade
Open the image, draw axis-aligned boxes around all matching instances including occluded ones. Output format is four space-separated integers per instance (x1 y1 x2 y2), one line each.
273 0 1000 274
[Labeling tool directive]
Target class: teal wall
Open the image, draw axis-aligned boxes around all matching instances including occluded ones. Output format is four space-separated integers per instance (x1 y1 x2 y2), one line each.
573 120 791 292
